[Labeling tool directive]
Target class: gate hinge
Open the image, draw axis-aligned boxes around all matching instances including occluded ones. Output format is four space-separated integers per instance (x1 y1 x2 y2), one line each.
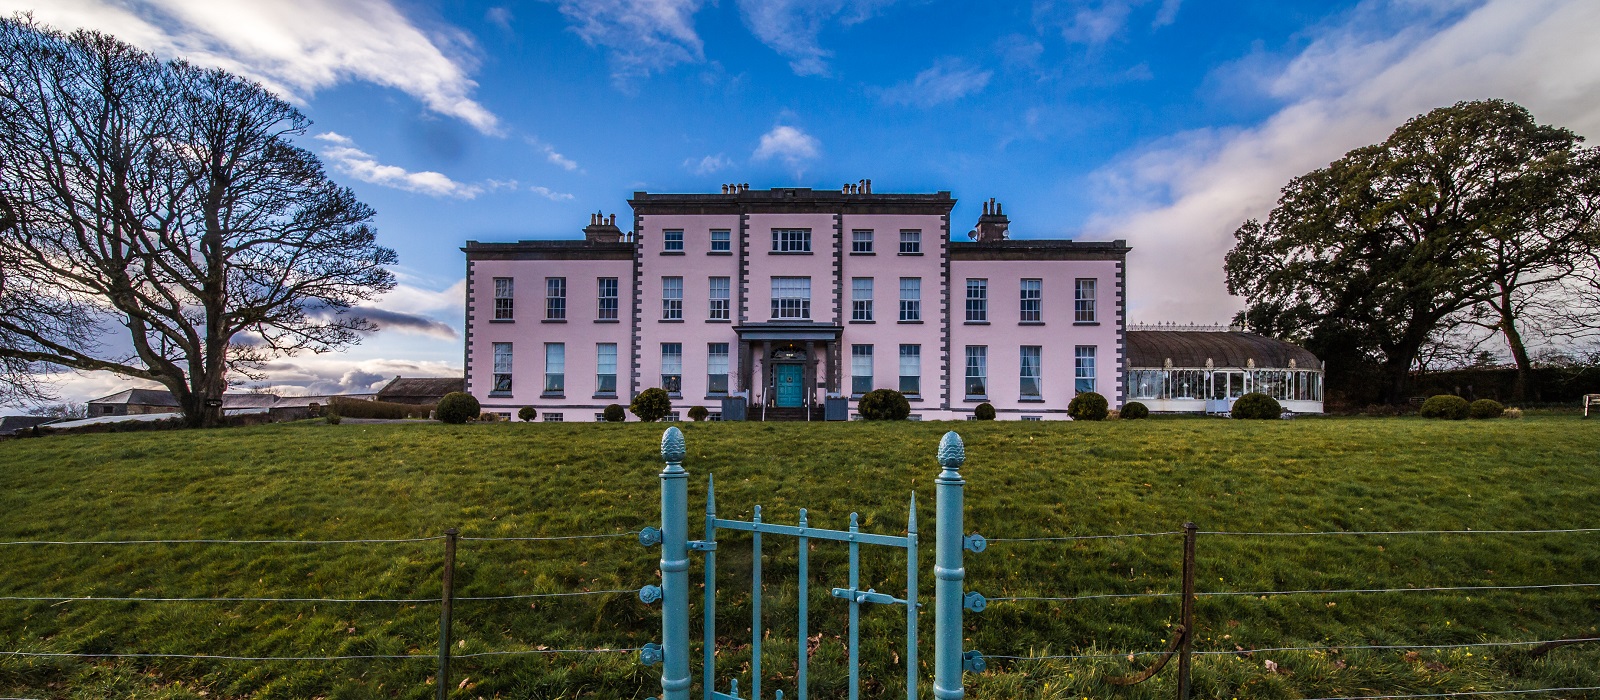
830 587 912 607
639 642 663 666
638 527 662 547
689 539 718 551
638 585 662 604
962 649 986 672
963 533 987 553
963 591 987 613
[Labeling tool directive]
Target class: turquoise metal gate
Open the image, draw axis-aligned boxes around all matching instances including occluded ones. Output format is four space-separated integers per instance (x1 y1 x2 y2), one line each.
639 427 982 700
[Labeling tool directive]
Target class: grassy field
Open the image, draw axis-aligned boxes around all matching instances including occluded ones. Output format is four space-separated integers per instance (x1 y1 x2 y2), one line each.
0 416 1597 700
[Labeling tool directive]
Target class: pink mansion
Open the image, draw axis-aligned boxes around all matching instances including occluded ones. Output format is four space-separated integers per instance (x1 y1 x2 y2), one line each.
462 184 1128 421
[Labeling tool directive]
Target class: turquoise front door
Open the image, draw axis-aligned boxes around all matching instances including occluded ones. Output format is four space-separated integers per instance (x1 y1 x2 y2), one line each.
775 364 804 407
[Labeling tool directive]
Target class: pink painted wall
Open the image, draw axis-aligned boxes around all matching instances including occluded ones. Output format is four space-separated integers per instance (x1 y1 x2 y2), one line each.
838 213 948 408
635 214 742 405
949 258 1124 418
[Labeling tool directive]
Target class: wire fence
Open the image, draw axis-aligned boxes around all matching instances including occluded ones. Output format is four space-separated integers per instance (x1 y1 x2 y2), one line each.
0 528 653 695
976 524 1600 700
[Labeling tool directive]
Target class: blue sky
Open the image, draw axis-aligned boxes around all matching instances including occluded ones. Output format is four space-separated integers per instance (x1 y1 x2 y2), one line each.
9 0 1600 404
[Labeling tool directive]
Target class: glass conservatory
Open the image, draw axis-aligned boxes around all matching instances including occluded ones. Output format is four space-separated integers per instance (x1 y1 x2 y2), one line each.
1124 327 1324 414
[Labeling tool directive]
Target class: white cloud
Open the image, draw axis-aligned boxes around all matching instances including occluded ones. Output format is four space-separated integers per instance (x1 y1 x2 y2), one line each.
735 0 897 76
877 59 994 107
486 6 513 31
1036 0 1178 45
316 135 484 198
530 186 576 201
545 147 580 171
553 0 705 83
752 125 820 172
684 154 733 175
1085 0 1600 324
11 0 500 134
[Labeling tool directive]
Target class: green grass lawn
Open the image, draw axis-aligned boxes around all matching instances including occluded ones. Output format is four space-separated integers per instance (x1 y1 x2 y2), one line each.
0 416 1597 700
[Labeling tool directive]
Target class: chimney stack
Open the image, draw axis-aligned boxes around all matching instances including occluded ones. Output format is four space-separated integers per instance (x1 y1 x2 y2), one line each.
973 197 1010 243
584 211 624 243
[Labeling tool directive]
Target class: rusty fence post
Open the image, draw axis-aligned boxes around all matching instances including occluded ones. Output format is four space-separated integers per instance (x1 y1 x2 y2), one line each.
1177 522 1197 700
436 527 459 700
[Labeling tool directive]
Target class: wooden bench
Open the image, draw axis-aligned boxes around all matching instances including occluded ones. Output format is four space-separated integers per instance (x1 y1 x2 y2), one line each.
1586 394 1600 418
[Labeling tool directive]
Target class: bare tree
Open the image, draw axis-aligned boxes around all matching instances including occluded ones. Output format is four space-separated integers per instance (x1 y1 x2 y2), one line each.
0 18 395 427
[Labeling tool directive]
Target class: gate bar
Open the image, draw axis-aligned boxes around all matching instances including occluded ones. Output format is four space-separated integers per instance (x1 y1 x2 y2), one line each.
798 508 810 700
712 519 911 549
753 505 764 700
906 494 919 700
704 475 718 700
848 512 861 700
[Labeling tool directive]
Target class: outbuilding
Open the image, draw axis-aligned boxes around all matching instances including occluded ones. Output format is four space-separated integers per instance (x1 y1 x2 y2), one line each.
1124 326 1324 414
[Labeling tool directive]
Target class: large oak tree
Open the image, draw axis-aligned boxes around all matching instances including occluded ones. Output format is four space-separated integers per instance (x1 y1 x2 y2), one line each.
0 18 395 426
1225 100 1600 403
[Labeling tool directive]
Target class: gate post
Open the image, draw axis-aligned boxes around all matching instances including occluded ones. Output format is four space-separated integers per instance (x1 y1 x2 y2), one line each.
933 431 967 700
659 427 692 700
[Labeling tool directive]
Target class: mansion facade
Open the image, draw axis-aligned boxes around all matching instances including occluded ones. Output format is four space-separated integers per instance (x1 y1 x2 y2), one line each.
463 185 1128 421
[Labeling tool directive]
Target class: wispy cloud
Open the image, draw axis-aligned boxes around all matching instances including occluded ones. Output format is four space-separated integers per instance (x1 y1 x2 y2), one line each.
1036 0 1180 46
530 185 576 201
486 6 513 31
13 0 501 133
735 0 898 76
1086 0 1600 323
545 147 580 171
315 132 484 198
876 59 993 107
553 0 705 84
752 125 820 172
684 154 733 174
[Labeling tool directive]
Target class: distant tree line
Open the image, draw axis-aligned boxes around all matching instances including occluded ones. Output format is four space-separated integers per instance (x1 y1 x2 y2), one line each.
0 17 395 426
1226 99 1600 404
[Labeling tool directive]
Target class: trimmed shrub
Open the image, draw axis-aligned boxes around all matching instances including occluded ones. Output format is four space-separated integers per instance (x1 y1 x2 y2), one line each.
603 404 626 422
330 397 433 420
1419 394 1470 420
436 392 481 424
1468 399 1505 420
858 389 911 420
325 413 341 425
1232 393 1282 420
688 405 709 422
631 388 673 422
974 402 996 420
518 406 537 422
1121 401 1150 420
1068 392 1109 421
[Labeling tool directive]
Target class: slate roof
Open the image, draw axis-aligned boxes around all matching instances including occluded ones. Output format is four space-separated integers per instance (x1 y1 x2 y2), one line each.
88 388 181 407
378 377 464 399
1126 331 1322 371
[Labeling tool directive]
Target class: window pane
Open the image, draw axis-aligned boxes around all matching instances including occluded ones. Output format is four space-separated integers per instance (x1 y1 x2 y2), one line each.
851 344 873 394
1074 278 1096 323
852 277 873 321
494 278 514 320
1020 346 1041 398
899 277 921 321
711 229 731 252
707 343 729 394
664 229 684 252
772 277 811 319
899 344 920 394
773 228 811 252
546 277 566 320
899 230 921 254
492 342 513 393
965 346 987 397
966 279 987 322
598 277 619 320
544 343 564 392
661 343 682 393
596 343 617 394
1021 279 1042 322
709 277 730 321
662 277 682 320
1074 346 1095 394
852 229 873 253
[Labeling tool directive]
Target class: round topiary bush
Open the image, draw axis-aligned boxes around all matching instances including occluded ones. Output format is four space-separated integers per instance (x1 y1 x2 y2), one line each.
1468 398 1505 420
1121 401 1150 420
1068 392 1109 421
603 404 626 422
518 406 537 422
688 405 709 422
1419 394 1470 420
974 402 996 420
435 392 481 424
1231 392 1282 420
631 387 673 422
858 389 911 420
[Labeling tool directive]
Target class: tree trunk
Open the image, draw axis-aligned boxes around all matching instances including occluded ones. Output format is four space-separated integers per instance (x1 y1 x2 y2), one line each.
1497 288 1534 403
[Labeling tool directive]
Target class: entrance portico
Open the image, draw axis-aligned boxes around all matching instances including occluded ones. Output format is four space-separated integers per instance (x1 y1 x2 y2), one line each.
734 323 843 418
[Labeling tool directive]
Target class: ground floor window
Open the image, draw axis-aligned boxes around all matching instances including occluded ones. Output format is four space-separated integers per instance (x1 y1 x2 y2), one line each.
1022 415 1042 421
1074 346 1096 394
851 345 873 395
899 344 921 395
1020 346 1042 398
965 345 987 398
707 343 729 394
661 343 682 395
543 413 564 422
1126 368 1323 402
492 342 513 394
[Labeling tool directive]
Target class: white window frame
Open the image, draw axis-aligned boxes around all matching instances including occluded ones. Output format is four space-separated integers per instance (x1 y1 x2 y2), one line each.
851 344 873 395
1021 346 1042 399
851 277 873 321
899 344 921 395
545 277 566 320
965 346 987 398
598 277 619 320
899 229 922 254
1021 279 1042 323
493 278 514 321
662 277 683 320
899 277 921 322
707 343 730 395
661 343 683 395
596 343 617 395
1075 278 1097 323
709 277 731 321
1075 345 1096 395
544 343 565 394
966 278 987 322
772 228 811 253
663 229 684 252
771 277 812 319
492 342 513 394
851 229 874 253
711 229 731 252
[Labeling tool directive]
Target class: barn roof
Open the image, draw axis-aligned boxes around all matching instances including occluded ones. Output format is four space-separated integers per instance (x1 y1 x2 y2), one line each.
1126 331 1322 370
0 415 60 435
378 377 464 398
88 388 181 407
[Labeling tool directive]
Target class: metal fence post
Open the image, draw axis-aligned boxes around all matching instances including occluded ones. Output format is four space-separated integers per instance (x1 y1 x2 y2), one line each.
1177 522 1197 700
660 427 692 700
435 527 458 700
934 431 966 700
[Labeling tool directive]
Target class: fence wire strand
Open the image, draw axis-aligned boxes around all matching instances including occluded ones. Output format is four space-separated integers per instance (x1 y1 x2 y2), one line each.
992 582 1600 604
0 588 641 605
1 647 642 662
989 637 1600 663
459 532 639 541
0 537 445 546
1199 528 1600 537
988 531 1182 543
1298 687 1600 700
